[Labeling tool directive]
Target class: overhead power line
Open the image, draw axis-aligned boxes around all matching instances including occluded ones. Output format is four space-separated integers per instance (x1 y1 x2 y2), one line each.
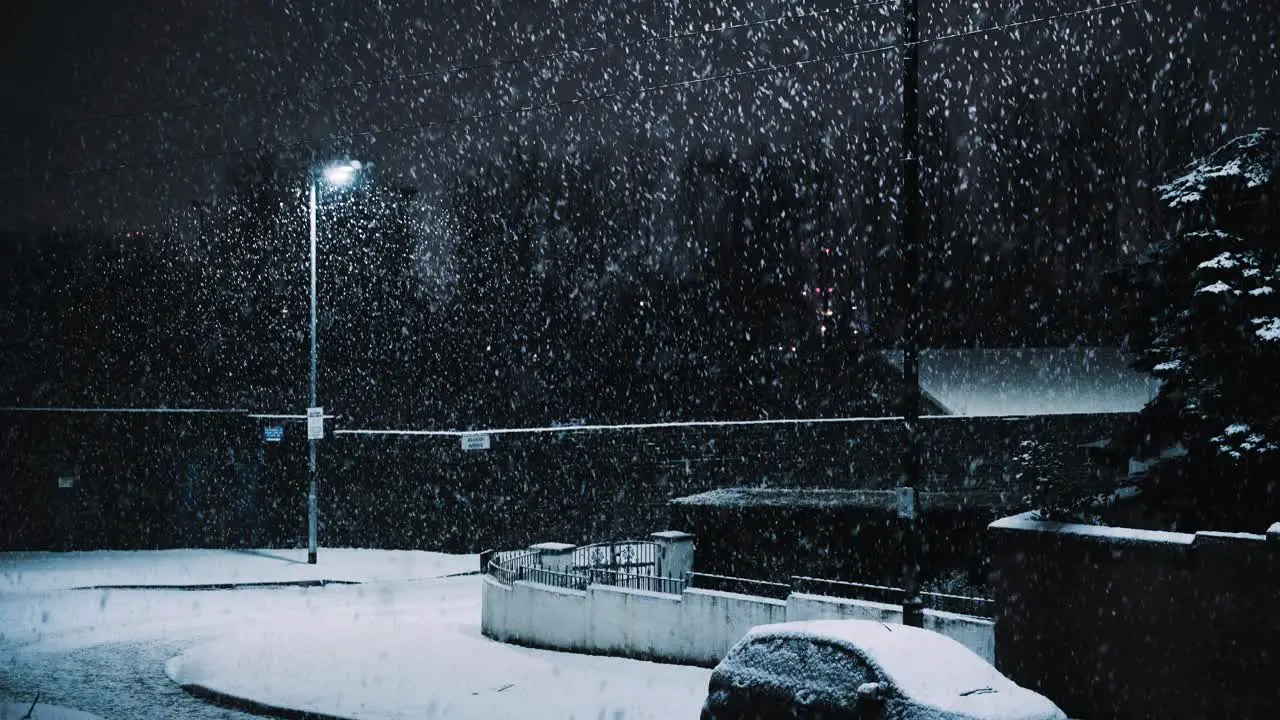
0 406 248 414
12 1 894 132
340 414 917 438
1 0 1141 186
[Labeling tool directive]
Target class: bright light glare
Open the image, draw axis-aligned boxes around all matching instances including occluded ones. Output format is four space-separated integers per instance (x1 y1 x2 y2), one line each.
322 161 362 186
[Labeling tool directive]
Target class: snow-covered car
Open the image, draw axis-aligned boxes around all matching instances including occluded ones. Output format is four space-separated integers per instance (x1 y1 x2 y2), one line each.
700 619 1065 720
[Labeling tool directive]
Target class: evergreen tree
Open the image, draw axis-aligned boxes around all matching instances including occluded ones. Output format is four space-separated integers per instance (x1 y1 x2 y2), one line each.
1120 128 1280 527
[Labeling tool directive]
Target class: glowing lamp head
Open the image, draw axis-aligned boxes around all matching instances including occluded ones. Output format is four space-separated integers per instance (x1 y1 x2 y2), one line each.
322 161 362 186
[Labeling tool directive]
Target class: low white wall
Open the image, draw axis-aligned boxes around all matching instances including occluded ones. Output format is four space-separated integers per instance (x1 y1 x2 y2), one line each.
482 576 994 666
588 584 686 659
483 575 590 651
787 593 994 662
680 589 789 665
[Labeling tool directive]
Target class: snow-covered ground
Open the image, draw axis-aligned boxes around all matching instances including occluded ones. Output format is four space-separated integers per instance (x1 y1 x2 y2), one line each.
0 548 711 719
0 702 105 720
0 547 477 593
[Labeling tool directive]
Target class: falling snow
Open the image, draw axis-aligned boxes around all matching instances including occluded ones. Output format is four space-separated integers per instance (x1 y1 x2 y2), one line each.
2 0 1279 717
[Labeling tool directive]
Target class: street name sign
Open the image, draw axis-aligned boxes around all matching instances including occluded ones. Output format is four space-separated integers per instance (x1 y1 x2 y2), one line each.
896 487 917 520
307 407 324 440
461 433 491 451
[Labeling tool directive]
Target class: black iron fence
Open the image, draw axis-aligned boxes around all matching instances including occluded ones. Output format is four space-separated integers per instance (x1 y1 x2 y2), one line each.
792 575 994 619
686 571 792 600
587 567 686 595
486 540 683 595
571 541 659 573
488 550 540 585
485 548 995 618
516 565 590 591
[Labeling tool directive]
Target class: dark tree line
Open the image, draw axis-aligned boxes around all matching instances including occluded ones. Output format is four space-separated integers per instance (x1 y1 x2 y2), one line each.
440 139 899 427
2 54 1218 427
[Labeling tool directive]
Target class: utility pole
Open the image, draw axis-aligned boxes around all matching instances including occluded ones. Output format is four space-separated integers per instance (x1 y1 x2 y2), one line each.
308 180 319 565
899 0 925 628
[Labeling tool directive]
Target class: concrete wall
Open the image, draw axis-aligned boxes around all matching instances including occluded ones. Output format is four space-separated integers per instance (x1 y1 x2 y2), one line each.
681 589 789 665
482 576 994 667
787 593 995 662
990 512 1280 720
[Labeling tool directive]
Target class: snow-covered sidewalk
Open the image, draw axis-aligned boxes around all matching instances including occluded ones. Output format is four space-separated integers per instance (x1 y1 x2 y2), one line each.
0 548 478 593
1 549 711 719
165 575 711 720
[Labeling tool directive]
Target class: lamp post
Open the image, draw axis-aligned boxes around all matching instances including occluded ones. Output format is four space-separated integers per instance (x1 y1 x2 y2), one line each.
307 161 362 565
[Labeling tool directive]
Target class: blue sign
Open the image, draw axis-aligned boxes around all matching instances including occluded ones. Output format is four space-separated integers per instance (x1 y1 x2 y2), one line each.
264 426 285 443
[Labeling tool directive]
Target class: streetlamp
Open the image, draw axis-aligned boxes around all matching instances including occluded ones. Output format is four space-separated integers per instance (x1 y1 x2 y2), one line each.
306 160 362 565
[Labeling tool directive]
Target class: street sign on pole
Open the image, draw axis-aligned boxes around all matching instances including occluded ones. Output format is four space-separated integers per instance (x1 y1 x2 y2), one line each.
897 486 917 520
461 433 491 451
307 407 324 440
264 426 285 443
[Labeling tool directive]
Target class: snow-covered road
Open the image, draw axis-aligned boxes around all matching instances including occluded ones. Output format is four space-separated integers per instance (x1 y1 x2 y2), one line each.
0 549 711 719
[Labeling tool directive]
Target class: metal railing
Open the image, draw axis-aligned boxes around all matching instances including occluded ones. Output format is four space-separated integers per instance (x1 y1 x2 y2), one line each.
686 571 792 600
792 576 904 605
487 550 539 585
571 541 659 574
485 540 683 595
792 575 994 619
587 567 687 595
919 590 995 619
516 565 591 591
485 550 993 617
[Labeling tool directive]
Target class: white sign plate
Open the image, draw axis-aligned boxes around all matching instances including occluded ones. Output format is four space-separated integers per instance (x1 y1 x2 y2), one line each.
58 475 76 489
896 487 916 520
307 406 325 440
461 433 491 451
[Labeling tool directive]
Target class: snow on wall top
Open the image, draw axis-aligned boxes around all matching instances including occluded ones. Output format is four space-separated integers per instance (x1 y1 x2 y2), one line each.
1157 128 1279 208
880 347 1159 417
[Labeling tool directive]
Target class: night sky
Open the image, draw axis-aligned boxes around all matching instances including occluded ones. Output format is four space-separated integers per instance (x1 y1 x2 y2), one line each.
1 0 1276 232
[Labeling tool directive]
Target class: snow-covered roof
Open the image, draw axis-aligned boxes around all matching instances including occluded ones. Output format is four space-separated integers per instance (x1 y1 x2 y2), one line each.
881 348 1160 417
670 487 1020 512
734 619 1064 719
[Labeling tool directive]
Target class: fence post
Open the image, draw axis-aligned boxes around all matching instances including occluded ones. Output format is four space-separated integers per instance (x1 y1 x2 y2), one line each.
650 530 696 580
479 549 495 574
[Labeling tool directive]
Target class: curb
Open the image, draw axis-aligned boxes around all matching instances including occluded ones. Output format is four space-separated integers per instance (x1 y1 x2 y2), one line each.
70 579 361 591
178 682 356 720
